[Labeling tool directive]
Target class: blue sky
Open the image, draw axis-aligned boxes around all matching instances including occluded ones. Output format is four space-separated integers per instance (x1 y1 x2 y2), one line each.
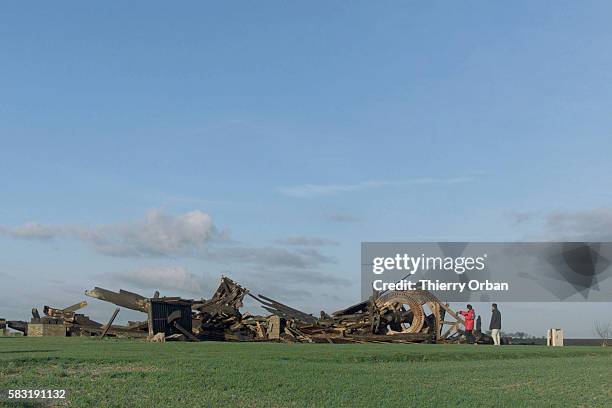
1 2 612 336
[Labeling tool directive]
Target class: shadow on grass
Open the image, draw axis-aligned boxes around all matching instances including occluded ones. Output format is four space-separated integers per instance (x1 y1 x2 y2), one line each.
0 350 59 354
268 348 612 364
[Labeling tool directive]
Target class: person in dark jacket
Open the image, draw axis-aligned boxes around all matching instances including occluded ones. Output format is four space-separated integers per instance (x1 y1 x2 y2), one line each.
489 303 502 346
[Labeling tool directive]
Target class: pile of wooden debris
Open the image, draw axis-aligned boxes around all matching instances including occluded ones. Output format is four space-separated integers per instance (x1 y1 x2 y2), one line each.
5 276 487 344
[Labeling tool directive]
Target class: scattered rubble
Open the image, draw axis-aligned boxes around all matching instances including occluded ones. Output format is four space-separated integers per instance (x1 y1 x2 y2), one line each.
6 301 148 338
2 276 487 344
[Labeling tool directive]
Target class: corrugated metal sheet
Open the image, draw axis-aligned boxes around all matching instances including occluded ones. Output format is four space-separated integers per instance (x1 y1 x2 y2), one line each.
150 300 192 336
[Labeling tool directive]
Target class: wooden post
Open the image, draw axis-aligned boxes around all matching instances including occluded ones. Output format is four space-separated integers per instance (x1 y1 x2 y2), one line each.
146 300 154 338
100 308 120 339
547 328 564 346
267 316 281 340
430 302 441 341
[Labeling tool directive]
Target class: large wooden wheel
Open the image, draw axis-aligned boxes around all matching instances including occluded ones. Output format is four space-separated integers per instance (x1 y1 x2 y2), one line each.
375 291 426 334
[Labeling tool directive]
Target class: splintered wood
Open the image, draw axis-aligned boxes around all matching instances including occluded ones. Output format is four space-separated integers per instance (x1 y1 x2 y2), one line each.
8 276 466 343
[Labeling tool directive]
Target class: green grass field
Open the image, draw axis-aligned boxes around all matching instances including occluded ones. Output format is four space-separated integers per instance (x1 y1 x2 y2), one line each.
1 337 611 407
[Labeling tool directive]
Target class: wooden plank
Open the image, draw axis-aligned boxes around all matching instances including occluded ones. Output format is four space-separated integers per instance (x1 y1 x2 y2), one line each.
173 321 199 341
440 323 458 340
438 302 465 324
100 308 120 339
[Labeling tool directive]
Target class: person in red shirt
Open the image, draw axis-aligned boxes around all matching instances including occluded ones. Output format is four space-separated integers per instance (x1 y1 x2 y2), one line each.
459 304 476 343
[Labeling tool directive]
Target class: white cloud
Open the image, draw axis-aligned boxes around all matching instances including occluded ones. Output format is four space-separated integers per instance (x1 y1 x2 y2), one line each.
1 209 216 257
110 266 211 296
78 210 215 257
0 222 60 240
279 177 472 198
0 210 338 271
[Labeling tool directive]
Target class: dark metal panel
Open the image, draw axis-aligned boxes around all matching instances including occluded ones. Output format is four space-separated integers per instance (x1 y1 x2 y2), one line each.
149 300 192 336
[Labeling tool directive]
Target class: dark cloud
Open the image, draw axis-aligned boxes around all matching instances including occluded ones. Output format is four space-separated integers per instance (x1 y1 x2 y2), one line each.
206 246 335 270
507 211 539 225
247 283 314 302
515 207 612 241
544 208 612 240
250 268 350 287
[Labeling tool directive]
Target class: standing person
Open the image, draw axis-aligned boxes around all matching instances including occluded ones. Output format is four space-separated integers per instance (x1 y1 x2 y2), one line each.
459 304 475 343
490 303 502 346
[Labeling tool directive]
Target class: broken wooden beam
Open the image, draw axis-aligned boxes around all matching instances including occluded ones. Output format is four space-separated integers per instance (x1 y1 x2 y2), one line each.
100 308 120 339
85 287 148 313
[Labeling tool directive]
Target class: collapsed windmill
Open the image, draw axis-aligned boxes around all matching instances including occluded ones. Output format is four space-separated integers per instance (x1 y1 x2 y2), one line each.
4 276 486 344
